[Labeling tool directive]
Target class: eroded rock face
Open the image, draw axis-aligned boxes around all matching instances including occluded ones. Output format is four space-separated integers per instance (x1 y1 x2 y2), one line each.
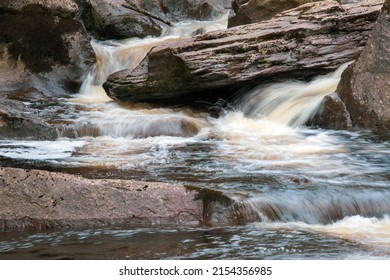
228 0 317 28
0 0 95 140
336 1 390 131
317 0 390 132
0 167 255 231
104 0 383 104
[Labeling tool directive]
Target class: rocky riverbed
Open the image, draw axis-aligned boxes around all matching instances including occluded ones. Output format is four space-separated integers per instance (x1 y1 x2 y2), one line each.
1 0 389 233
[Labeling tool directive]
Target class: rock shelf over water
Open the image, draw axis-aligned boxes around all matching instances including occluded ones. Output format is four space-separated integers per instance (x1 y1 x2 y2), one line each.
104 0 384 104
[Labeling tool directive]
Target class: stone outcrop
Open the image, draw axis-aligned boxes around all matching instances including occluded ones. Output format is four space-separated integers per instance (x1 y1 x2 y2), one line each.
103 0 383 104
82 0 231 40
0 0 95 140
228 0 318 28
322 0 390 132
89 0 163 39
0 0 95 93
0 0 78 18
0 167 254 231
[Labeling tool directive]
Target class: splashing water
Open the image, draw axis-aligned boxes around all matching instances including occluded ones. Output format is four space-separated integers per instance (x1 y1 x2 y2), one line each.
233 63 351 127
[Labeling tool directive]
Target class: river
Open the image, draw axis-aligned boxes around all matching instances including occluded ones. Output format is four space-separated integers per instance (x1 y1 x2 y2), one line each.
0 14 389 260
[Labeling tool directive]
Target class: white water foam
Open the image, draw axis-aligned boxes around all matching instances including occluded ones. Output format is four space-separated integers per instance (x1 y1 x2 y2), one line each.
251 215 390 249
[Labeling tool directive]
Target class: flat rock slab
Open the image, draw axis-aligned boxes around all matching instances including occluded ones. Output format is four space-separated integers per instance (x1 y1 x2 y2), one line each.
104 0 384 103
0 167 253 231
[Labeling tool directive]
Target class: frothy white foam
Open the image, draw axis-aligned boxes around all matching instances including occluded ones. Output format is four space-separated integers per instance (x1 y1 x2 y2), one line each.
0 140 85 160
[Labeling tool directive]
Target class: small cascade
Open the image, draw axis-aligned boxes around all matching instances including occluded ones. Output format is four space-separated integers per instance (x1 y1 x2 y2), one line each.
233 63 351 127
63 13 230 139
239 190 390 225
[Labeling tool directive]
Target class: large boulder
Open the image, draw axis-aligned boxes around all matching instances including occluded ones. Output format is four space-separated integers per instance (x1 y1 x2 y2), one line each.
103 0 383 104
89 0 163 39
0 0 78 18
85 0 231 40
317 0 390 132
228 0 318 28
0 167 254 231
0 0 95 140
125 0 231 23
0 0 95 93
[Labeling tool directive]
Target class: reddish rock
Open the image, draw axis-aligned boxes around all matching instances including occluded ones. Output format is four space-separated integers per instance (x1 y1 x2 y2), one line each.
0 168 255 231
335 0 390 131
104 0 383 103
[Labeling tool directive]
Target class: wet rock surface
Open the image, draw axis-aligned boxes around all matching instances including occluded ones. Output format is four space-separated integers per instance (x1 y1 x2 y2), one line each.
0 167 254 231
0 0 95 141
104 0 383 103
89 0 163 40
228 0 317 28
334 0 390 131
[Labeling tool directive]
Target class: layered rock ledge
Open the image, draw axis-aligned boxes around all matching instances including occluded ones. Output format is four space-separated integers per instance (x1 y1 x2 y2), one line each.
103 0 384 103
0 167 254 231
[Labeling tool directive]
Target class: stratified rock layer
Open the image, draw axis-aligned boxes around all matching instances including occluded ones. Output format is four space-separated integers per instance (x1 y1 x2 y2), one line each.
104 0 383 103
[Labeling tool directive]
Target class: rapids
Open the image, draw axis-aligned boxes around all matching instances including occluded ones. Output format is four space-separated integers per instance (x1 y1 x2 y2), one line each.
0 13 390 259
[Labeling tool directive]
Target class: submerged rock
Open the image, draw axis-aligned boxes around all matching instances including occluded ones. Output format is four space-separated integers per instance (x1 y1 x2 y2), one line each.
317 0 390 132
0 167 255 231
104 0 383 103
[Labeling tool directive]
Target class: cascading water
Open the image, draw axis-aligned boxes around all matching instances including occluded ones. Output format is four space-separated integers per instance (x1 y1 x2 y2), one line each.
0 13 390 259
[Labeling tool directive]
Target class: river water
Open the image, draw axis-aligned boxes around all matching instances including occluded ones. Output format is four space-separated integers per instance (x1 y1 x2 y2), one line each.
1 14 390 260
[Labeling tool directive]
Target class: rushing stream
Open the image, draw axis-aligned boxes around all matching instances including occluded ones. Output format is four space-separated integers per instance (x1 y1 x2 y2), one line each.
1 14 390 260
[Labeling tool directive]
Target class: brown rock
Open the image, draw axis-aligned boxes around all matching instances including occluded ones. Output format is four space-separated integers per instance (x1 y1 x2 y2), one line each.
104 0 383 103
228 0 318 28
311 93 352 129
90 0 163 39
0 0 78 18
336 1 390 131
125 0 231 23
0 167 257 231
0 0 95 140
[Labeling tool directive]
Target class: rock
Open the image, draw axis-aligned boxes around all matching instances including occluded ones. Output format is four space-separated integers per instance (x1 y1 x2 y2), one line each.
317 0 390 132
0 167 255 231
0 0 95 140
90 0 163 39
228 0 318 28
125 0 231 23
0 93 58 140
104 0 383 103
0 0 78 18
0 2 95 93
159 0 230 22
336 0 390 131
310 93 352 129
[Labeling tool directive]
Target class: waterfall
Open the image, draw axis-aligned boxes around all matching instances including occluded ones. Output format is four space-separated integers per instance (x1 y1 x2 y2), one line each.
233 63 351 127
